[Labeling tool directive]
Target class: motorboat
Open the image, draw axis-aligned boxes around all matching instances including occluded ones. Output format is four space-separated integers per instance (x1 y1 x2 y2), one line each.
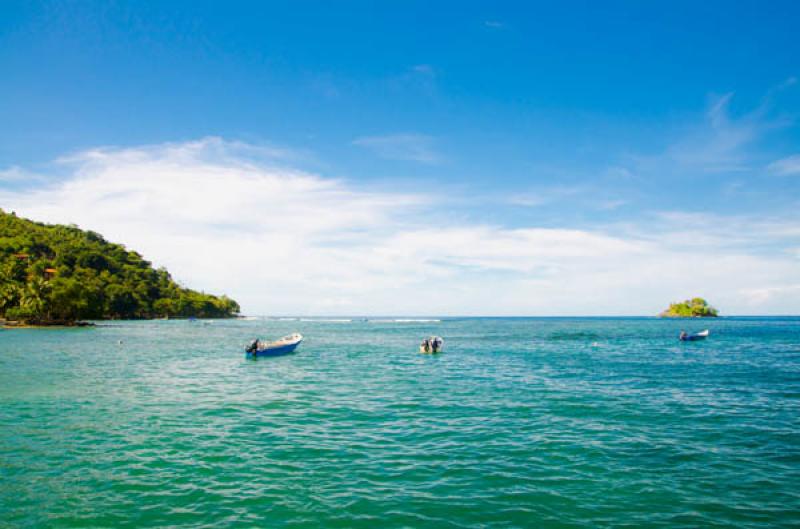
245 333 303 358
679 329 709 341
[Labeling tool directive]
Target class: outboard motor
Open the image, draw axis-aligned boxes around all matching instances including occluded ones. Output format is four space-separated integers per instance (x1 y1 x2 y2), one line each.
245 339 260 354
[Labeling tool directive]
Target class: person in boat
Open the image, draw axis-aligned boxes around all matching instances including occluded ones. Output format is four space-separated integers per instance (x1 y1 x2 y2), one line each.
679 331 687 341
421 338 430 353
431 337 442 353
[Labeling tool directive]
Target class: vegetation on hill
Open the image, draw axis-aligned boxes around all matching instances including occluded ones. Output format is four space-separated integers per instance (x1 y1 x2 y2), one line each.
659 298 719 318
0 210 239 324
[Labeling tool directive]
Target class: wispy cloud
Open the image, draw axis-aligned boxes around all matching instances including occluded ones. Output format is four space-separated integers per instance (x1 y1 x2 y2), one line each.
768 154 800 175
484 20 505 29
635 211 800 253
411 64 435 76
623 83 796 178
2 138 799 315
739 284 800 306
352 134 442 164
506 185 587 208
500 183 629 213
596 199 628 210
0 166 45 183
665 92 766 173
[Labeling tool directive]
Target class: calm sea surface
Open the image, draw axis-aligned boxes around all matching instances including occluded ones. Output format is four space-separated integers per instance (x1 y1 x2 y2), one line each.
1 317 799 528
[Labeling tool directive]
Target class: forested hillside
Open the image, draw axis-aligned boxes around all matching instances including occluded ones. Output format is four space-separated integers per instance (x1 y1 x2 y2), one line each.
0 210 239 324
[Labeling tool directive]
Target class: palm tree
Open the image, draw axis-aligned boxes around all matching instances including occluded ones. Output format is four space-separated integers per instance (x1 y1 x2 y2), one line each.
17 277 49 322
0 282 20 314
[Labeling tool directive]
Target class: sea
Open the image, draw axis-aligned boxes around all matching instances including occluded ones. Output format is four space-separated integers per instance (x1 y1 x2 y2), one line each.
1 317 798 528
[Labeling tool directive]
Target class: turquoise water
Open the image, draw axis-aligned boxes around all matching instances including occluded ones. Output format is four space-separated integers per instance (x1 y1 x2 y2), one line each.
1 317 799 528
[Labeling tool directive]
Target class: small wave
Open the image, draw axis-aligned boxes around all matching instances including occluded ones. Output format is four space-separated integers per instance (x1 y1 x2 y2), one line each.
369 319 441 323
299 318 352 323
548 331 601 341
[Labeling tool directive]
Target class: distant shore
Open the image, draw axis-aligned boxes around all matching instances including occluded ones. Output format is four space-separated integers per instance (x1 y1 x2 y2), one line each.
0 316 231 329
1 320 96 329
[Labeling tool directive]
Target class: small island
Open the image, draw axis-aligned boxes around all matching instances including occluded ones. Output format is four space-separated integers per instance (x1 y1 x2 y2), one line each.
1 210 239 326
659 297 719 318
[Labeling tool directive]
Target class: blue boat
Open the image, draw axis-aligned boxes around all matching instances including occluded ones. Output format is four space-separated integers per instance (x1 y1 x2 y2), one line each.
245 333 303 358
679 329 709 341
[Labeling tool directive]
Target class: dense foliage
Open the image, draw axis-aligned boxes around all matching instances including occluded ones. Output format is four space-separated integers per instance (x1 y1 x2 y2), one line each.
660 298 719 318
0 210 239 324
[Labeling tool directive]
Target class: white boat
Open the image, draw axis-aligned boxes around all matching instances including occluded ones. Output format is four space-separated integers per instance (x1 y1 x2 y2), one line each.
679 329 709 341
246 333 303 357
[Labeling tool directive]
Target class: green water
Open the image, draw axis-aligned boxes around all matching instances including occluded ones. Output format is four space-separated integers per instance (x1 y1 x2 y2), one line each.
1 317 799 528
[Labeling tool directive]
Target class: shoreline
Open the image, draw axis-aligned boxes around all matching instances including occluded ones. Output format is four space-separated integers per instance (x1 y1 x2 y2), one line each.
3 315 796 329
1 315 238 329
1 321 96 329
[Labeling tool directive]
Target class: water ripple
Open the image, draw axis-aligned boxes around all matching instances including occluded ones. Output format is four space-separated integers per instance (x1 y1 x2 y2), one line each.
1 317 799 528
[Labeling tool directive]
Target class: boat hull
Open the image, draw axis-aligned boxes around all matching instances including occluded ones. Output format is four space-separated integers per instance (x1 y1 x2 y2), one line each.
680 330 709 341
246 337 303 358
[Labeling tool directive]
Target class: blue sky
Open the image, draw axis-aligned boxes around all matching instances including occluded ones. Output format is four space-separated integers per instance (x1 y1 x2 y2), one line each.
1 1 799 315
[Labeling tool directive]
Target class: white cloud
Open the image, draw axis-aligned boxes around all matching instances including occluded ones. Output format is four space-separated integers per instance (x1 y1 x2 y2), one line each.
645 211 800 250
739 284 800 307
0 166 45 183
0 167 25 181
768 154 800 176
2 138 799 315
352 134 442 164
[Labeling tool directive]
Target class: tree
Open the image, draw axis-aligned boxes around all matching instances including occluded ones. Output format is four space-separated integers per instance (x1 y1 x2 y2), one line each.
660 298 719 318
0 209 240 324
